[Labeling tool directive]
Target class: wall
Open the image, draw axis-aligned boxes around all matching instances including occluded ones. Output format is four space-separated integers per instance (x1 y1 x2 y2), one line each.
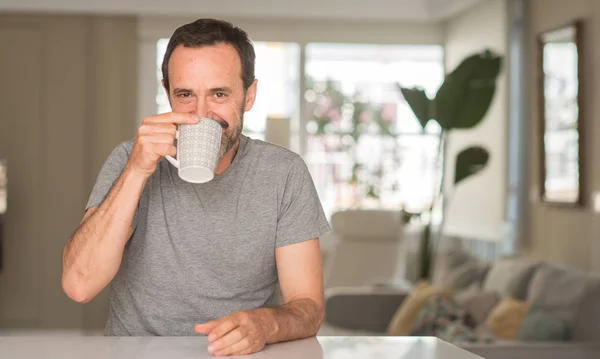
527 0 600 273
0 13 137 330
441 0 508 242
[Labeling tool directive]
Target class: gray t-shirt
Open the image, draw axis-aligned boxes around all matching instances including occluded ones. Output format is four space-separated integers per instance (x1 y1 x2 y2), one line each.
85 135 331 336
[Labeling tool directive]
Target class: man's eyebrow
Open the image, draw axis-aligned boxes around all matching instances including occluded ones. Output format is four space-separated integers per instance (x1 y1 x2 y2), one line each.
210 87 233 93
172 88 193 94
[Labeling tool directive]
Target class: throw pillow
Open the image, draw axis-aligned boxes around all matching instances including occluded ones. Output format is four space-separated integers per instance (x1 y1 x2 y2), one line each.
438 321 494 344
483 258 540 300
455 283 501 327
386 282 452 336
411 294 466 336
432 248 476 286
528 263 589 329
485 296 530 340
411 295 494 344
517 306 568 342
441 261 491 291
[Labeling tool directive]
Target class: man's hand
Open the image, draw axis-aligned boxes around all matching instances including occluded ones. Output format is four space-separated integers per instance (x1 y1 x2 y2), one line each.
195 309 275 356
127 112 200 178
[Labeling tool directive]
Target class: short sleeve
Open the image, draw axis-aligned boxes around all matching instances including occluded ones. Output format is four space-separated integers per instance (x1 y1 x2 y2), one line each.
85 141 138 228
276 155 331 247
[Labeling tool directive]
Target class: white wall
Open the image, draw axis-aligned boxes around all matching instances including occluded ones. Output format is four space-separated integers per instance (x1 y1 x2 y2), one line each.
442 0 508 241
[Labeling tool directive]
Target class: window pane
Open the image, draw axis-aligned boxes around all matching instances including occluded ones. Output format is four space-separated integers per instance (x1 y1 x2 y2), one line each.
156 40 300 142
304 43 444 218
156 38 170 115
244 42 300 141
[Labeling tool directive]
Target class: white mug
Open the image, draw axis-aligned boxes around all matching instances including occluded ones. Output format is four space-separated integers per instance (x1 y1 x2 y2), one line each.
165 118 222 183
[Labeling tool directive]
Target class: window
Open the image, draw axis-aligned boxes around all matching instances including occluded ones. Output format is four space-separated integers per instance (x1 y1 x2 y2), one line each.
155 40 444 219
156 40 300 141
304 43 444 218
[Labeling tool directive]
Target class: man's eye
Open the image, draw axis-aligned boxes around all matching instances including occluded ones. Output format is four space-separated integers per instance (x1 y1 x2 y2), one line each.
178 93 192 98
215 92 226 98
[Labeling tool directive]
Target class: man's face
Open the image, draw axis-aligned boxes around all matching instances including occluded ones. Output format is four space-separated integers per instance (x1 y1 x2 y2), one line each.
165 43 257 157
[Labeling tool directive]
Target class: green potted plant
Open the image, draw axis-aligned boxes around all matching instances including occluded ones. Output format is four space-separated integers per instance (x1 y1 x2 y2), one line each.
398 49 503 280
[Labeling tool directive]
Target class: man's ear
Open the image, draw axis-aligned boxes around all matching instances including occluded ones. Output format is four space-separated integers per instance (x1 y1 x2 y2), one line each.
244 79 258 112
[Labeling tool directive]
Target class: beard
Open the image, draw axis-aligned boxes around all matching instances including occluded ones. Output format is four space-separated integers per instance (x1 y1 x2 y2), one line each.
218 103 245 158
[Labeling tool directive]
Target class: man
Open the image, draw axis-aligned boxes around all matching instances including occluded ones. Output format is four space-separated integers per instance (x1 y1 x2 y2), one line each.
61 18 330 356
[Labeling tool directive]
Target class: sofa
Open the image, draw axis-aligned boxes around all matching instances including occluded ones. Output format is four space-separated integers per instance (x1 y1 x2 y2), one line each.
319 250 600 359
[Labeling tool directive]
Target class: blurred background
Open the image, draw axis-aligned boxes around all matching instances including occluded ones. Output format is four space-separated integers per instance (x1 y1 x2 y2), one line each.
1 0 600 355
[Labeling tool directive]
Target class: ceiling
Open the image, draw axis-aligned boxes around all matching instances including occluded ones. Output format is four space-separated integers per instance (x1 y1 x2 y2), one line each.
0 0 485 22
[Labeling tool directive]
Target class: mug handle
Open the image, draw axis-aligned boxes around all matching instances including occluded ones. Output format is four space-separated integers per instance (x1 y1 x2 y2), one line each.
165 130 180 168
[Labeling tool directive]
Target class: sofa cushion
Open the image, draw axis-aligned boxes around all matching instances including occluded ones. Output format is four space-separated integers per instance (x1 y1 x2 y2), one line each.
432 248 476 287
455 284 501 327
441 261 491 291
528 264 586 329
529 263 600 341
386 281 452 336
438 321 494 344
411 294 466 336
571 276 600 341
517 306 568 342
485 296 530 340
483 258 540 300
412 295 493 344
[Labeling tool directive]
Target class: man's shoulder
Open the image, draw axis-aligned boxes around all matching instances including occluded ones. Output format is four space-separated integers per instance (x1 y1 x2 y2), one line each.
117 139 135 155
99 139 135 169
106 139 135 161
246 138 305 169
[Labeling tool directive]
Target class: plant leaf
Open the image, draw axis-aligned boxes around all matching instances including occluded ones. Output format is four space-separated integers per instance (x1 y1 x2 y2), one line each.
398 85 431 129
435 50 502 130
454 146 489 185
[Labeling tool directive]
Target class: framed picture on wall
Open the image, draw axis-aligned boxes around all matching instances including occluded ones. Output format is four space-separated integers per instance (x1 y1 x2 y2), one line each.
538 20 584 206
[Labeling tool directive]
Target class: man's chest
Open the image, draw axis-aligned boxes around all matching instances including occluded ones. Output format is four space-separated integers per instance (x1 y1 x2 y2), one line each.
126 177 280 295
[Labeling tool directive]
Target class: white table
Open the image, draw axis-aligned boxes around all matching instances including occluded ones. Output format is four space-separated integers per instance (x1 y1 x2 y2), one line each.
0 335 483 359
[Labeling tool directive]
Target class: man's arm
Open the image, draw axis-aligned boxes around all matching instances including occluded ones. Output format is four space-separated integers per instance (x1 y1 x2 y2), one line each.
195 238 324 356
62 165 146 303
62 112 199 304
261 237 324 342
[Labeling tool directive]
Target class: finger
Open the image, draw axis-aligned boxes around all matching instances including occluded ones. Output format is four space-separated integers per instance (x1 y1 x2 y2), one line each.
194 319 221 335
214 338 251 357
207 328 244 355
145 112 199 125
140 133 176 145
207 317 240 342
139 123 177 136
152 143 176 157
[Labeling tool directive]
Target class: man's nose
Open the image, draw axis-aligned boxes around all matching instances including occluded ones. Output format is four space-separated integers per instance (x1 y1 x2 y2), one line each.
194 97 209 118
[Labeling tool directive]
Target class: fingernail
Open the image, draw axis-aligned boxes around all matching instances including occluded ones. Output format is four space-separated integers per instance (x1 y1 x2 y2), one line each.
216 351 224 356
208 345 215 352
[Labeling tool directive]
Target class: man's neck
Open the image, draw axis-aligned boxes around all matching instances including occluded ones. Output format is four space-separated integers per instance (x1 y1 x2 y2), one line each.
214 139 241 175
